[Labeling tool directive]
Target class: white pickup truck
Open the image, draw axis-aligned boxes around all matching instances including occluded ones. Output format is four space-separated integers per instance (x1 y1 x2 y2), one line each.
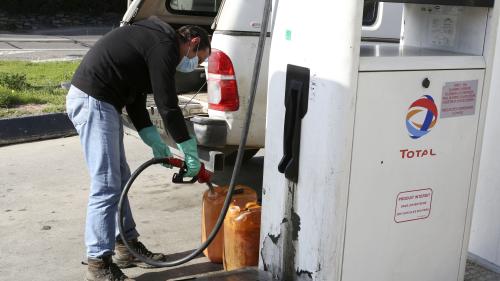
123 0 403 170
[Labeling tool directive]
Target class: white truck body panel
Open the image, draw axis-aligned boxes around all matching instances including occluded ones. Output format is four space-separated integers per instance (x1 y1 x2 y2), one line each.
215 0 271 32
208 34 270 147
209 1 403 148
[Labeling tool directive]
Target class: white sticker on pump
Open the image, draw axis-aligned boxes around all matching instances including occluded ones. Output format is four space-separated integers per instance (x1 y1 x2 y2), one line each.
422 5 463 48
394 189 433 223
428 14 457 48
441 80 478 118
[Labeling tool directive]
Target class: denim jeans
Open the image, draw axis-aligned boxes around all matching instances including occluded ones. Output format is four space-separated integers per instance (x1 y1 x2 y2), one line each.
66 85 139 258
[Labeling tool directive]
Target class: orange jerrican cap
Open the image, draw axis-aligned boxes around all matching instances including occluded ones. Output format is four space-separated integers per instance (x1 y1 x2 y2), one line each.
245 202 261 210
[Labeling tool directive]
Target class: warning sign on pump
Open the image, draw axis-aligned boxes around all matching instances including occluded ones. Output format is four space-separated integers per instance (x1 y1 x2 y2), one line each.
441 80 478 119
428 15 457 48
395 189 433 223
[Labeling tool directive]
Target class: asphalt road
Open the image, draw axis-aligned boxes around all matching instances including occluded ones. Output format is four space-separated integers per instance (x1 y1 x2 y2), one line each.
0 27 110 61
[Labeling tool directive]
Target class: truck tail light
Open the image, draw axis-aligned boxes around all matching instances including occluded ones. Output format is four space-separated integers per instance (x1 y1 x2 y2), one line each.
207 49 239 111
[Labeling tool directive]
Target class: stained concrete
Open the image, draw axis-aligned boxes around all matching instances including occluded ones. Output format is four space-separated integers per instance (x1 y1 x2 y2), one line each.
0 135 223 280
0 135 498 280
465 260 500 281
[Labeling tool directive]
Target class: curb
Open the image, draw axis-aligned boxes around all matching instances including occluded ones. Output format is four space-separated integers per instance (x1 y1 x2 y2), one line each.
0 113 77 146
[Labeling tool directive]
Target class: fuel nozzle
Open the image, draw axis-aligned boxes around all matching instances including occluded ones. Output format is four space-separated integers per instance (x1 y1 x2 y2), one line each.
196 164 214 192
196 164 212 184
169 157 213 188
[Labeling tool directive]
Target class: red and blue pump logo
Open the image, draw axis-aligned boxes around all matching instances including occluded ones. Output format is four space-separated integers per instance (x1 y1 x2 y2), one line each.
406 95 438 139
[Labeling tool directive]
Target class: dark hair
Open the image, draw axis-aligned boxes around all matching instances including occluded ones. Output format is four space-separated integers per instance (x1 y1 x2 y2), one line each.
177 25 211 54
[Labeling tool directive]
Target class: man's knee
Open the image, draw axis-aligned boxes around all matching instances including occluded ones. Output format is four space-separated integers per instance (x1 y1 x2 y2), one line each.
88 185 122 208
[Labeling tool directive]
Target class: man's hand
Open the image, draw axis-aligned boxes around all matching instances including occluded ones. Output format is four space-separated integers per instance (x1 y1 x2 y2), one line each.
177 138 201 177
138 126 172 168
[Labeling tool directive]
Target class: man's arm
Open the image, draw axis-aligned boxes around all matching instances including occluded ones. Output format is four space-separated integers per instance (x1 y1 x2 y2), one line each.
125 93 152 132
126 93 173 165
147 41 190 144
146 40 200 177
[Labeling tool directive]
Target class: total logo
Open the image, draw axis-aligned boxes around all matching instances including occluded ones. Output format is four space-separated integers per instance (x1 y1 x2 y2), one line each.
400 148 436 159
401 95 439 160
406 95 438 139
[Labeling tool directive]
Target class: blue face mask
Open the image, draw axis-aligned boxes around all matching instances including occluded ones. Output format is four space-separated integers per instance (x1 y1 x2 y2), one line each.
177 44 199 73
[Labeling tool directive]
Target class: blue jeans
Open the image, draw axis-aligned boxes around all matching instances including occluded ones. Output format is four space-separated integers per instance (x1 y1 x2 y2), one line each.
66 85 139 258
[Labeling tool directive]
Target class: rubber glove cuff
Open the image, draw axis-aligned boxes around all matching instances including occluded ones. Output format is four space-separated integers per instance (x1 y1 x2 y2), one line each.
138 126 172 165
177 137 201 178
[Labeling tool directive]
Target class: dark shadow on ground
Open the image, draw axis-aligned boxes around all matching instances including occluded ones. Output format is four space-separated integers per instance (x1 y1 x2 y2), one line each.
211 156 264 202
164 249 205 261
135 262 223 281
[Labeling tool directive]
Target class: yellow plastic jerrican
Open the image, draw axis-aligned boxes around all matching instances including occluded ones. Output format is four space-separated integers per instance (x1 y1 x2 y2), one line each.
223 201 262 271
201 185 257 263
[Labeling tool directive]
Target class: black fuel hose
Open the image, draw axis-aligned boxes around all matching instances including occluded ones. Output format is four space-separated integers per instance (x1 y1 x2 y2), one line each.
117 0 272 267
117 157 214 267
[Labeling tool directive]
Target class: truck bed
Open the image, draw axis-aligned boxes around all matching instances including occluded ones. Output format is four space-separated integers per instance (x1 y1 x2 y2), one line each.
145 92 209 117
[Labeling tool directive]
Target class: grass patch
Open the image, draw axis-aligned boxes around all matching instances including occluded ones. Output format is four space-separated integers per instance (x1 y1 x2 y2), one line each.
0 61 80 118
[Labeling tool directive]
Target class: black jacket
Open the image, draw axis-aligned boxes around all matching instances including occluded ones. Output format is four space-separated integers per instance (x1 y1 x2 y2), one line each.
71 18 189 143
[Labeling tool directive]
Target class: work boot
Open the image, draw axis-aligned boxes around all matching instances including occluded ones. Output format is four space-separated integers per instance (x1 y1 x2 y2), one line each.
85 255 135 281
114 238 166 268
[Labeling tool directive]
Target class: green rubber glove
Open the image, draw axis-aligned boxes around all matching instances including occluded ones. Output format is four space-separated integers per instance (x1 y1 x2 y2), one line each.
177 138 201 178
138 126 172 167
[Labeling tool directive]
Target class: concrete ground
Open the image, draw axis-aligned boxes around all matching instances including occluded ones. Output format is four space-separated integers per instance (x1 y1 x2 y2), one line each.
0 134 499 280
466 261 500 281
0 134 263 281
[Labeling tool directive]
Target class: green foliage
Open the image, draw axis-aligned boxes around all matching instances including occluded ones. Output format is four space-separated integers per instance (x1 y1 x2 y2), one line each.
0 88 67 108
0 61 79 87
0 86 18 107
0 61 80 117
0 108 32 118
0 73 30 90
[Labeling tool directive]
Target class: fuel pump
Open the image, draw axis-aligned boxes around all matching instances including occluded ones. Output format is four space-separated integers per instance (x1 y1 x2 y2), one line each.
260 0 498 281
